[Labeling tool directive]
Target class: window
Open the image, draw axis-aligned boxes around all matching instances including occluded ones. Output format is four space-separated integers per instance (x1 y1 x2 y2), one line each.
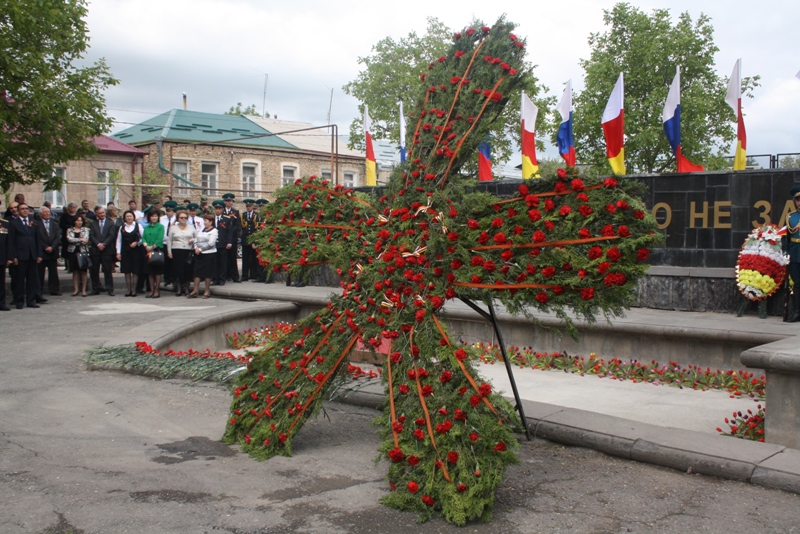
320 169 331 181
96 169 117 206
343 171 357 188
44 168 67 206
242 163 258 194
173 160 191 196
201 162 219 196
282 165 297 186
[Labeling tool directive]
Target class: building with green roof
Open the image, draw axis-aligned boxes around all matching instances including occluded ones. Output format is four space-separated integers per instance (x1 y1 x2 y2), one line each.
112 109 366 205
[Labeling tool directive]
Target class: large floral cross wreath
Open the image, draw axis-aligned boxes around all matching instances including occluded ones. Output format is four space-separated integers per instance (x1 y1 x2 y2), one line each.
224 18 659 525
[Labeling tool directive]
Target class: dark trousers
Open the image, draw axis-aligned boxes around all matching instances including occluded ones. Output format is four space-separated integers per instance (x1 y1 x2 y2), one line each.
8 263 18 302
0 264 6 304
90 253 114 291
38 257 60 295
226 244 239 281
241 244 256 280
12 259 39 307
163 255 173 284
215 247 228 284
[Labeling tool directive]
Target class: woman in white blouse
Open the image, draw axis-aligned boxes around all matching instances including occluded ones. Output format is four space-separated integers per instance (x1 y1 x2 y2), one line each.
115 210 145 297
188 214 218 299
167 209 196 296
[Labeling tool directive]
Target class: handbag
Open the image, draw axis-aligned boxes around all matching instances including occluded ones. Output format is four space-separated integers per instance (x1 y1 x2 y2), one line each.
186 250 195 267
77 251 92 270
148 248 165 266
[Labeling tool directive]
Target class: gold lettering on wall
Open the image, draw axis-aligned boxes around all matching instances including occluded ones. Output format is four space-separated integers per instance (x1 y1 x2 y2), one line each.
779 200 795 228
713 201 732 229
689 201 709 228
752 200 771 227
651 202 672 230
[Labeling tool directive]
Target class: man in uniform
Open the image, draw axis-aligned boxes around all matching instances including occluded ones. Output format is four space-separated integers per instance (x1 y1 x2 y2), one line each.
222 193 241 282
199 196 210 216
785 186 800 322
212 200 233 285
186 203 204 232
240 199 259 282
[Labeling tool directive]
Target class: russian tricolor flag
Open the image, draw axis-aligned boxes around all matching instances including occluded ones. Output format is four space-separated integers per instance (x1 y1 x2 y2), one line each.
364 105 377 186
398 100 406 163
478 134 492 182
521 92 539 179
601 73 625 175
725 59 747 171
662 66 704 173
556 80 576 167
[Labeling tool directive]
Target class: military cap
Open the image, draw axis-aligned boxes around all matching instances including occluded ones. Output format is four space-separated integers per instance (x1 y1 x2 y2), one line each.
791 185 800 199
212 200 225 208
222 193 235 200
200 195 208 202
255 199 268 206
243 198 256 205
163 200 179 209
187 203 200 210
142 205 153 213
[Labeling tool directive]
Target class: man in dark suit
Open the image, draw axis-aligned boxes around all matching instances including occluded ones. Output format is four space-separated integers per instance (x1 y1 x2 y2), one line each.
0 204 9 311
240 198 259 282
222 193 241 283
36 206 61 296
89 206 117 296
6 203 42 309
212 200 232 285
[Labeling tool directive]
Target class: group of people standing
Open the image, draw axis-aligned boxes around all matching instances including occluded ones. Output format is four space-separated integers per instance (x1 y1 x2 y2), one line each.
1 193 271 309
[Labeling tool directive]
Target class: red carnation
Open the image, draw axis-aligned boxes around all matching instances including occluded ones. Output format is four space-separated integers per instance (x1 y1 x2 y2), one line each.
422 495 435 506
447 451 459 464
466 27 475 36
399 384 410 394
519 184 529 196
605 203 617 214
533 230 546 243
579 228 591 239
494 441 507 452
479 382 492 396
557 168 567 179
469 395 481 407
618 226 630 237
571 178 585 191
457 483 467 493
544 199 555 212
637 248 650 261
606 247 622 262
468 219 480 230
598 262 611 274
604 177 618 188
581 287 595 300
440 370 453 383
601 224 616 237
407 481 419 494
528 209 542 222
454 348 467 361
536 291 549 304
413 429 425 440
588 246 603 260
525 194 540 207
559 205 572 217
470 432 479 442
542 266 556 277
579 205 593 217
421 385 434 396
491 217 503 228
493 233 507 245
634 210 645 219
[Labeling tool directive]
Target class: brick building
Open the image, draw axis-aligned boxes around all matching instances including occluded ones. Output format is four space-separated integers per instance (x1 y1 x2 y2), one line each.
7 135 146 209
111 109 368 207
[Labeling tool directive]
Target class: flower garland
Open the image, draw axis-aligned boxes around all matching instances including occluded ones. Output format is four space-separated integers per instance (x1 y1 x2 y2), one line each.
736 225 789 301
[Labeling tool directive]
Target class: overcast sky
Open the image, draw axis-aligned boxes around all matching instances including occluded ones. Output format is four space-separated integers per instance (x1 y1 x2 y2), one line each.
83 0 800 164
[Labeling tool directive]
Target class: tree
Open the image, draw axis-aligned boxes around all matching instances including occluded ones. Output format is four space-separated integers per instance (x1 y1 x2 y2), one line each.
569 3 759 174
224 102 268 117
343 17 553 169
0 0 118 192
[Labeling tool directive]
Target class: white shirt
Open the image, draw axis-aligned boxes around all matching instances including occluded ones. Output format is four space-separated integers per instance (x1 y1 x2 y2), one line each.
115 222 145 254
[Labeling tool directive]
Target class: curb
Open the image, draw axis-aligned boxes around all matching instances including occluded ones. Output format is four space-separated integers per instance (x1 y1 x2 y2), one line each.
331 383 800 496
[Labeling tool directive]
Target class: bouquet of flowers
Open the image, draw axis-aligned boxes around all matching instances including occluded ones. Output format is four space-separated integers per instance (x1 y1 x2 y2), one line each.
736 225 789 301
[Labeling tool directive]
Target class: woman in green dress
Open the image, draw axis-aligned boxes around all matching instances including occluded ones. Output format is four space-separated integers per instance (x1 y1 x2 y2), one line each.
142 209 165 298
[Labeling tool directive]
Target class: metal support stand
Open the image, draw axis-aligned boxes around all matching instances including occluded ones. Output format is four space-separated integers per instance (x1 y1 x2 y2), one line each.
459 297 531 440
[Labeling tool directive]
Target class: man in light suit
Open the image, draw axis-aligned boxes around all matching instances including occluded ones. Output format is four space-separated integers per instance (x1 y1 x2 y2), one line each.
36 206 61 296
89 206 117 296
6 203 42 309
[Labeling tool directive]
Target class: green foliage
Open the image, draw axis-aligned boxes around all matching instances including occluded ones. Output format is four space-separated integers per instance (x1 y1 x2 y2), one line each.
0 0 118 191
569 3 759 174
225 102 267 117
343 17 554 168
780 155 800 169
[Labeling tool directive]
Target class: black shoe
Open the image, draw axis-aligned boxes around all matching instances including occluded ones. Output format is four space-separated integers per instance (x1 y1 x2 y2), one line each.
232 280 241 283
0 304 9 311
51 291 62 296
788 311 800 323
16 305 23 309
107 290 115 296
241 278 249 282
28 303 40 308
35 296 48 303
90 290 101 296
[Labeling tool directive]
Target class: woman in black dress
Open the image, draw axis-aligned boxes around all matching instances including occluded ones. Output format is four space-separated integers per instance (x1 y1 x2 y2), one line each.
115 210 145 297
65 215 90 296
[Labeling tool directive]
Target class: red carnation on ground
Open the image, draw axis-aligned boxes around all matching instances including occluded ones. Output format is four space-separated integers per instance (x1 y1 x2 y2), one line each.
494 441 507 452
422 495 435 506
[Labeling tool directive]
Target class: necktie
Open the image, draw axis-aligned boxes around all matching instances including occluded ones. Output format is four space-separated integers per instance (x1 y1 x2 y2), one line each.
100 220 105 232
24 218 29 227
